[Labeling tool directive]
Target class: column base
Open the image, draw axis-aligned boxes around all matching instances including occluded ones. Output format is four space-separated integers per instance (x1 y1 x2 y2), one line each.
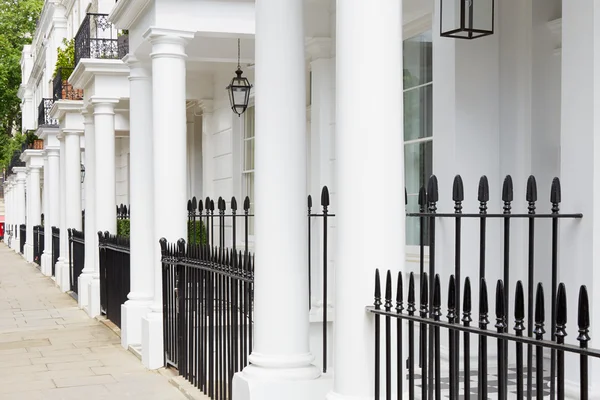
78 273 94 309
142 311 164 370
24 244 33 262
41 253 53 276
121 300 151 349
233 367 331 400
55 259 71 292
87 278 101 318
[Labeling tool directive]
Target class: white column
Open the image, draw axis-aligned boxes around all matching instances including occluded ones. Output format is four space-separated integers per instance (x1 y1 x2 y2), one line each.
329 1 404 399
41 153 51 274
88 99 118 317
56 134 70 291
65 129 83 288
27 165 42 263
14 167 27 253
141 28 192 370
46 148 60 275
79 111 97 312
121 57 155 349
560 0 600 396
234 1 322 398
25 167 33 261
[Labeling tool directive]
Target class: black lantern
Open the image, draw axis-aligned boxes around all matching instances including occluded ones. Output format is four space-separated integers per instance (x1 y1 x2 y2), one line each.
440 0 494 39
80 163 85 183
227 39 252 116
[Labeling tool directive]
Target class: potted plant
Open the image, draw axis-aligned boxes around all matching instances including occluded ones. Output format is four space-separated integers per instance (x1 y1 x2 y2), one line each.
53 39 83 100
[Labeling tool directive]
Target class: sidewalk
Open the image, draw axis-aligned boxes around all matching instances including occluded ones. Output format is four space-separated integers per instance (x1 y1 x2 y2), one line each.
0 244 188 399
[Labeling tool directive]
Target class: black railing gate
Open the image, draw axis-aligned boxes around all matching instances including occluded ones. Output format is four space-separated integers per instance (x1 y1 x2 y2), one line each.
19 224 26 254
51 227 60 277
98 231 130 328
33 225 44 266
69 229 85 295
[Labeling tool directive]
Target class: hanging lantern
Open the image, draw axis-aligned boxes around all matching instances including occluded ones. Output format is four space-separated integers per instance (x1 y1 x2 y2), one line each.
80 163 85 184
227 39 252 116
440 0 494 39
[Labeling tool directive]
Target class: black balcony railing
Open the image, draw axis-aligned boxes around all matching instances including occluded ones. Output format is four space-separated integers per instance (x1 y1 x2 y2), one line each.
75 13 123 65
53 67 83 101
99 231 130 328
38 98 57 127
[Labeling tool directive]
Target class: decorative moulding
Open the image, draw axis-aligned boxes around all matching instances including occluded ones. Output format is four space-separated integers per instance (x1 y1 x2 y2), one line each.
109 0 153 29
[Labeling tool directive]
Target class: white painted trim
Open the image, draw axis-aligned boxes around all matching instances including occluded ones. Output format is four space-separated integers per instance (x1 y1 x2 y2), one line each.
404 13 433 40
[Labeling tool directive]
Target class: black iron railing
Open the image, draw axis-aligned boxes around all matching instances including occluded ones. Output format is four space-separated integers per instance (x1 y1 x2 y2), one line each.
19 224 26 254
38 98 57 127
98 231 130 328
162 239 254 400
75 13 122 65
51 227 60 277
117 204 129 219
186 195 253 250
370 271 596 400
53 67 83 101
68 229 85 294
33 225 44 266
365 174 588 399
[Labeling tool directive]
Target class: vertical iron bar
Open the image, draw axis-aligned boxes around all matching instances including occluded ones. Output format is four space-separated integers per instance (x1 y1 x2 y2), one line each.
534 283 545 400
478 278 489 400
555 283 567 400
550 178 561 400
447 275 457 400
396 272 404 400
526 175 537 400
420 273 429 400
308 195 312 310
452 176 463 397
432 275 441 400
374 270 382 400
418 187 426 369
502 175 513 399
515 281 526 400
322 187 329 374
578 286 590 400
427 176 438 400
408 273 416 400
384 272 392 400
496 280 507 400
463 278 472 400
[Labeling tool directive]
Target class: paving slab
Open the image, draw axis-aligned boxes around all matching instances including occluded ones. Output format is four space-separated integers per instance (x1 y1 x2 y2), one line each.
0 244 187 399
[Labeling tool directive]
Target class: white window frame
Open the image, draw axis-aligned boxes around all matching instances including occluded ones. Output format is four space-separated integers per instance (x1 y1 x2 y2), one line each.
240 99 256 249
403 24 433 262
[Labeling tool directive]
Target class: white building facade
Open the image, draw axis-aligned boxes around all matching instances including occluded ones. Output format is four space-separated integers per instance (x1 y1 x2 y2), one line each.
4 0 599 399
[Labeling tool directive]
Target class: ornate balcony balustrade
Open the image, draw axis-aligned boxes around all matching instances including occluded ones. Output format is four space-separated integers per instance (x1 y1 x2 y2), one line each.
38 98 57 127
53 67 83 101
75 13 125 65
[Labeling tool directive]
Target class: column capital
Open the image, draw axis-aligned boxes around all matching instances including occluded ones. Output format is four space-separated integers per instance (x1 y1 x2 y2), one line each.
62 129 84 137
92 98 119 116
305 37 333 62
46 147 60 158
125 55 152 81
143 28 193 60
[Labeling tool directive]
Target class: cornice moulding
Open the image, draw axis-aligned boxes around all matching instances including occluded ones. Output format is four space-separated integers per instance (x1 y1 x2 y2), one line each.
70 59 130 90
110 0 153 29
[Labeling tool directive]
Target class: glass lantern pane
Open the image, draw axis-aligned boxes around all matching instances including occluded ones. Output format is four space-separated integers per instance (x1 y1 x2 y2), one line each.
233 88 247 106
441 0 463 35
472 0 494 32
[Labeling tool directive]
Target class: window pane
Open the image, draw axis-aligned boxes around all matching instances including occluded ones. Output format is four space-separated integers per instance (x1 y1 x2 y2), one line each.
245 106 255 139
403 31 433 90
404 84 433 141
404 140 433 195
245 173 255 235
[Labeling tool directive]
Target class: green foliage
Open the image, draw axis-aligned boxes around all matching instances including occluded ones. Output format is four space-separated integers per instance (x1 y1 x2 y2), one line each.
0 0 44 138
117 219 130 238
0 132 26 171
53 38 75 78
188 220 207 245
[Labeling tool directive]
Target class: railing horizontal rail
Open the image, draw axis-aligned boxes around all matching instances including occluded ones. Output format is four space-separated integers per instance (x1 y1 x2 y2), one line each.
368 306 599 358
407 212 583 219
